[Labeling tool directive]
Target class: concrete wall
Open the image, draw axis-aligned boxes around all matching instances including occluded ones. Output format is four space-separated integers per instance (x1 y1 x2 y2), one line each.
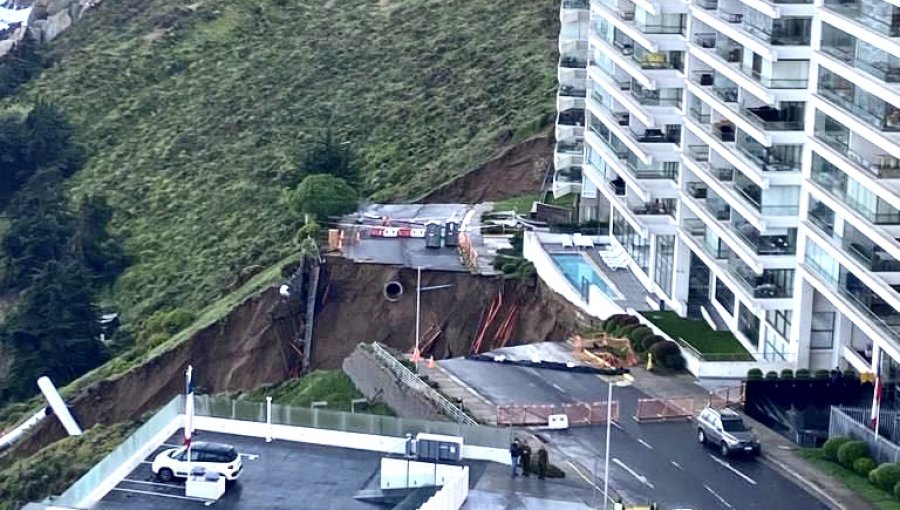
342 345 444 420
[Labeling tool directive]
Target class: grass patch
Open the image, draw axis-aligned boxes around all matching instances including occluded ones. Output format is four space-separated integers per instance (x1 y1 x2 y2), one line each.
640 311 752 360
494 194 541 215
2 0 558 322
799 448 900 510
240 370 394 416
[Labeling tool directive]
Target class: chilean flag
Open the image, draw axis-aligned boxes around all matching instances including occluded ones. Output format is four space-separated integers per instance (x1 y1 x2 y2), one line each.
184 365 195 448
871 354 883 432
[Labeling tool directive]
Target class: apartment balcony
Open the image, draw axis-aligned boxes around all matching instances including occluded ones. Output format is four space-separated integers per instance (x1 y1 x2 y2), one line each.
560 55 588 69
634 127 681 144
813 130 900 179
742 105 804 131
558 108 586 126
741 18 811 46
727 258 795 298
821 40 900 85
693 0 718 10
818 72 900 132
737 66 809 90
811 154 900 225
563 0 590 9
555 140 585 169
631 198 678 218
822 0 900 38
559 84 588 98
729 219 797 256
553 165 583 198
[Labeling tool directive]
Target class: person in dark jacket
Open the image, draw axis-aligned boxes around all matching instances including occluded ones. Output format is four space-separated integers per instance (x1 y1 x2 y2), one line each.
509 439 521 477
521 443 533 477
537 447 548 479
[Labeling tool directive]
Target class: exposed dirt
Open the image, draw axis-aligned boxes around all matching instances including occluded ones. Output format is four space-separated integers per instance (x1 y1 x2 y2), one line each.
418 131 553 204
311 257 582 368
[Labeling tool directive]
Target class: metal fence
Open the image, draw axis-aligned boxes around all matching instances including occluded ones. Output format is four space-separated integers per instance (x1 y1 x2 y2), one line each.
369 342 477 426
830 406 900 464
194 394 509 449
708 385 745 409
634 398 695 422
496 401 619 426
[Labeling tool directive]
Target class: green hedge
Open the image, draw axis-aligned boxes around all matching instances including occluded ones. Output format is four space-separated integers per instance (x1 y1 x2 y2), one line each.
838 441 869 469
822 437 852 461
872 463 900 492
854 457 877 477
747 368 763 380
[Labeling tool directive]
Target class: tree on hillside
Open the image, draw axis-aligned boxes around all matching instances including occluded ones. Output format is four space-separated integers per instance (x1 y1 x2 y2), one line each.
70 196 128 285
298 129 358 186
289 174 358 220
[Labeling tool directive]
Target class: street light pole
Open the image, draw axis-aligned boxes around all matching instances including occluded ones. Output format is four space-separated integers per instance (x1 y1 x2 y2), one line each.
603 381 613 510
415 266 422 371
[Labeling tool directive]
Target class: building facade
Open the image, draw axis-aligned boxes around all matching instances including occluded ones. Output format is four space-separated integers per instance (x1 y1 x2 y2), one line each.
553 0 900 379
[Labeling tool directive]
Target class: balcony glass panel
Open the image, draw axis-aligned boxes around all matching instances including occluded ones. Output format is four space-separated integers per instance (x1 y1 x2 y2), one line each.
632 198 678 216
632 47 684 71
818 68 900 131
811 153 900 224
557 140 584 154
813 111 900 178
625 155 680 179
633 125 681 144
740 60 809 89
589 122 630 158
713 74 738 103
736 130 802 172
822 0 900 38
728 254 796 297
686 144 710 163
695 0 718 9
809 200 836 235
631 83 683 107
560 84 588 97
742 9 812 46
559 109 586 126
843 224 900 272
694 33 716 49
562 0 590 8
560 55 588 68
731 215 798 255
821 24 900 83
635 13 687 35
734 173 800 216
705 190 732 220
741 101 805 131
714 37 743 63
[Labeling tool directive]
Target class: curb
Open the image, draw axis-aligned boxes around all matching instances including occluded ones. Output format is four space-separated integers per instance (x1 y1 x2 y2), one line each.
760 451 848 510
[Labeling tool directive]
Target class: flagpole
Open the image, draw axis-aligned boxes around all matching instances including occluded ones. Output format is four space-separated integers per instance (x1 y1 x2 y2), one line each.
185 365 194 475
872 350 882 441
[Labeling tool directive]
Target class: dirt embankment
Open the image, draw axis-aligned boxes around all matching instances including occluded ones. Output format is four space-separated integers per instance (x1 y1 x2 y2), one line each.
311 257 582 368
11 288 304 459
418 131 553 204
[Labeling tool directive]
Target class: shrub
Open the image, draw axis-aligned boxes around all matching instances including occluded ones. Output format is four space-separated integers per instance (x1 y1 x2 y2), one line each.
746 368 763 380
613 323 640 338
843 368 859 381
765 371 779 381
822 436 851 461
619 315 639 327
894 481 900 502
628 327 653 351
837 441 869 469
650 341 685 371
795 368 811 380
642 334 665 352
814 369 830 380
854 457 876 477
780 369 794 379
871 463 900 492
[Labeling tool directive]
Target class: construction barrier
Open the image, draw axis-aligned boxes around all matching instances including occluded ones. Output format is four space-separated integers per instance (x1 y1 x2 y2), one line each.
708 384 745 409
633 398 695 422
496 401 619 426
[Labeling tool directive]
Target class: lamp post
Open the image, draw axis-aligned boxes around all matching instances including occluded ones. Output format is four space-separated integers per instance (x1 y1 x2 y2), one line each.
411 266 452 370
599 378 631 510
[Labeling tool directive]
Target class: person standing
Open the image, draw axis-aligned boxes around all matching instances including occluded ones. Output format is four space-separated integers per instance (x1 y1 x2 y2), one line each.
509 439 521 478
537 447 548 479
521 443 532 477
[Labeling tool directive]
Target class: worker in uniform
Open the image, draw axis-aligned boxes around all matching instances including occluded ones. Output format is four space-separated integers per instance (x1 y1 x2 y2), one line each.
537 447 548 479
509 439 520 478
521 442 532 477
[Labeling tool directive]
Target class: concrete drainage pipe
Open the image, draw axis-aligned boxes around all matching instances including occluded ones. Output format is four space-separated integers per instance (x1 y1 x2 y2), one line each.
383 280 404 301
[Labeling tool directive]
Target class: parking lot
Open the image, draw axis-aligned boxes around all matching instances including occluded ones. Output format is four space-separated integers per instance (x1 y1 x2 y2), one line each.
95 431 384 510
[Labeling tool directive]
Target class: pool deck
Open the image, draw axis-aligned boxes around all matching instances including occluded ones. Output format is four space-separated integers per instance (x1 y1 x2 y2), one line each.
545 243 653 312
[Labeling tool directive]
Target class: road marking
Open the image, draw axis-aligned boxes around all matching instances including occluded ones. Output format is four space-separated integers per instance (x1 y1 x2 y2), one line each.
122 478 182 489
110 487 208 502
612 457 654 489
610 420 623 430
566 460 600 490
708 455 758 485
670 461 683 471
551 383 565 392
704 484 734 509
240 452 260 460
637 438 653 450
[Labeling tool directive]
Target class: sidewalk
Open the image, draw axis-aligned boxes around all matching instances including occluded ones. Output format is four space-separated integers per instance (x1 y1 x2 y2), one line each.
629 367 872 510
419 361 497 424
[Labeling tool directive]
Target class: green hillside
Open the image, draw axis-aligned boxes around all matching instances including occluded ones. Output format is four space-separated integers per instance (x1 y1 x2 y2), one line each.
5 0 557 319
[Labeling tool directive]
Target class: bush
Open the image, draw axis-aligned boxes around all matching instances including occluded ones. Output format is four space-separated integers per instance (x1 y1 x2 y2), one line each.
871 463 900 492
894 481 900 501
854 457 876 477
814 369 830 380
613 323 640 338
822 436 851 461
837 441 869 469
628 327 653 351
843 368 859 381
642 334 665 352
746 368 763 380
795 368 811 380
780 369 794 379
650 341 685 371
289 174 358 219
765 371 779 380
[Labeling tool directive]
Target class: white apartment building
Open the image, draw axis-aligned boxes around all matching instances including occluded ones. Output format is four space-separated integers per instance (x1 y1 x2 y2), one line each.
553 0 900 379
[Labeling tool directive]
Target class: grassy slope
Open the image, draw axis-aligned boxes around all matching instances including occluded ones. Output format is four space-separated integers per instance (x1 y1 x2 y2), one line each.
240 369 394 415
7 0 557 319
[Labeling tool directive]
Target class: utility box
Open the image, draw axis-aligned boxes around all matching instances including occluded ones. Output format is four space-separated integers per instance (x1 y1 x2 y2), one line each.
424 223 442 249
443 221 460 247
415 433 463 463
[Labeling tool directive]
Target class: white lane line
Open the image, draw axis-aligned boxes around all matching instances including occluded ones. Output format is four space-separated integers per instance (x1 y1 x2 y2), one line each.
637 438 653 450
610 421 623 430
670 461 683 471
551 383 565 392
122 478 181 489
612 457 654 489
240 452 260 460
566 460 600 490
110 487 208 502
708 454 758 485
704 484 734 509
140 461 152 465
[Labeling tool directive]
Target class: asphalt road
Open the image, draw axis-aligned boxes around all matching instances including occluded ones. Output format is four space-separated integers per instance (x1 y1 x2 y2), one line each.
441 358 829 510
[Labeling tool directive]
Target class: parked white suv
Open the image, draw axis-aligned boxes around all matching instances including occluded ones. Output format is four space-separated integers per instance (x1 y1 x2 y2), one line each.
152 442 242 482
697 407 760 457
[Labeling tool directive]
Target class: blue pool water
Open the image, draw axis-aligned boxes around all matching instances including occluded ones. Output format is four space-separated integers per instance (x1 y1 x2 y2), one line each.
551 253 620 299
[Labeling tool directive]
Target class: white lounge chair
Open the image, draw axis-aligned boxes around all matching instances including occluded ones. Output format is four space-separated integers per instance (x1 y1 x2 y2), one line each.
561 235 575 250
575 234 595 249
606 257 630 270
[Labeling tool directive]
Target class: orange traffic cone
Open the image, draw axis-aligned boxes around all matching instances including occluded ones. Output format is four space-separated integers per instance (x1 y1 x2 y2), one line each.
428 356 436 369
411 348 421 363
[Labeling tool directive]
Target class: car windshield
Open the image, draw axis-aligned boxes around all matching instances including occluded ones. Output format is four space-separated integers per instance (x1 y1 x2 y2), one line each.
722 419 749 432
170 447 186 459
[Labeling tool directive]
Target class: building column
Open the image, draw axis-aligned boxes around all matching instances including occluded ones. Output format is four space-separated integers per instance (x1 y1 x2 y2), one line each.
792 277 815 369
831 312 853 370
669 238 692 316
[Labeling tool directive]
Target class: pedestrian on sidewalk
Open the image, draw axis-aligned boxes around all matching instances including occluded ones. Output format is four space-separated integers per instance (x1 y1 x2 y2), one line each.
537 447 548 479
509 439 521 478
521 443 532 477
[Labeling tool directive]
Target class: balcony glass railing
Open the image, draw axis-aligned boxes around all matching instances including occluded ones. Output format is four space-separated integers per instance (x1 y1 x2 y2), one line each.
686 144 710 162
730 219 797 255
589 123 630 159
811 154 900 224
821 40 900 84
813 130 900 178
562 0 590 9
728 262 795 298
742 18 812 46
736 133 802 172
808 203 836 235
818 71 900 131
560 56 588 68
694 33 716 48
625 158 680 179
633 128 681 144
635 22 687 35
714 44 743 63
742 105 805 131
557 141 584 153
559 85 588 97
694 0 718 10
632 199 677 216
558 109 586 126
631 86 683 107
717 10 743 23
632 47 684 71
690 106 711 124
844 237 900 272
733 179 800 216
822 0 900 38
739 66 809 89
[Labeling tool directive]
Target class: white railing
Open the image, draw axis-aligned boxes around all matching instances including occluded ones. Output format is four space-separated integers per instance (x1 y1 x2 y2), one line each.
830 406 900 464
370 343 477 426
418 466 470 510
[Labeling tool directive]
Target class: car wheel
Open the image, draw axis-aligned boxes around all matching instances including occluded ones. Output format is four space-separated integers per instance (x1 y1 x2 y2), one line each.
157 468 174 482
697 429 706 445
720 442 729 457
753 445 762 457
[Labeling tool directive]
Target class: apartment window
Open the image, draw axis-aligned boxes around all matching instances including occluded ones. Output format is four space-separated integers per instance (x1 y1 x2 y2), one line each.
763 328 789 362
738 303 761 343
613 210 650 272
810 312 836 349
654 235 675 297
765 309 792 339
714 278 735 315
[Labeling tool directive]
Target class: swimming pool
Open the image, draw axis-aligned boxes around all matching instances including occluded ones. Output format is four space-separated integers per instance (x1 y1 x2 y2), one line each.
550 253 622 300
